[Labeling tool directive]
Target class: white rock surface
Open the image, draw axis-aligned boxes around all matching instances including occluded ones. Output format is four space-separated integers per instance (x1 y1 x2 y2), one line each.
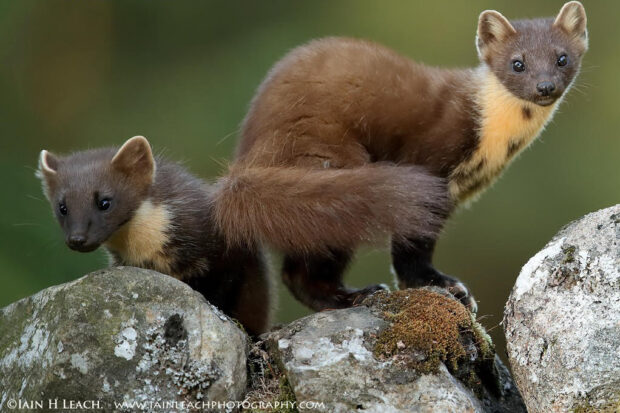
266 304 524 412
0 267 248 411
504 204 620 412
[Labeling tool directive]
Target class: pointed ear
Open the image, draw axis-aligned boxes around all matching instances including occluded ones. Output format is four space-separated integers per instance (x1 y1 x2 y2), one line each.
476 10 516 57
36 150 59 200
554 1 588 46
111 136 155 184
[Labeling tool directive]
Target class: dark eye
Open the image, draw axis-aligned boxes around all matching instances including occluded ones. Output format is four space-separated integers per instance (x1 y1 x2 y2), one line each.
557 54 568 67
98 198 111 211
512 60 525 72
59 203 68 216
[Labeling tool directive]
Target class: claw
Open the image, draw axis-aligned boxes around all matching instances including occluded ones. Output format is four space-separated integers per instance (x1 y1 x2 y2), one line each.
351 284 388 305
447 281 478 313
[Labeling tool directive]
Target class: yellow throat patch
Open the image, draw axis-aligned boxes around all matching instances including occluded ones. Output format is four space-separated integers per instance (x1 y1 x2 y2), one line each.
105 200 172 274
449 70 559 203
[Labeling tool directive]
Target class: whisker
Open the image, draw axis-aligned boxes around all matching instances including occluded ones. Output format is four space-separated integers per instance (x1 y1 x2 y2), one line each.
578 65 599 73
475 314 493 322
209 157 231 172
485 323 501 333
26 194 46 203
24 165 38 174
216 128 240 146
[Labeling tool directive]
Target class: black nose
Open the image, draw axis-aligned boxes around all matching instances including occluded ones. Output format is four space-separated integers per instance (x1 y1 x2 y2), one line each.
68 234 87 247
536 81 556 97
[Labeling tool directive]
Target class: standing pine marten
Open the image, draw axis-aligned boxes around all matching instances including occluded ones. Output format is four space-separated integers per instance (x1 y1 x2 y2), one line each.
37 136 272 335
213 2 588 312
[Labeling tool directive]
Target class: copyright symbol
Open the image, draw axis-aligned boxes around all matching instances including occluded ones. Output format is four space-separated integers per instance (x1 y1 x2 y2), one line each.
7 399 17 409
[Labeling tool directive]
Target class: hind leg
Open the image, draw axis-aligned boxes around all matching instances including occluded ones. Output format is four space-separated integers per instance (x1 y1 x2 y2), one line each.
391 236 477 313
282 249 386 311
234 249 274 336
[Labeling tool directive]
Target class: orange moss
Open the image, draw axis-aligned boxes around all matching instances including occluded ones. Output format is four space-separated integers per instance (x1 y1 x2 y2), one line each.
366 289 494 377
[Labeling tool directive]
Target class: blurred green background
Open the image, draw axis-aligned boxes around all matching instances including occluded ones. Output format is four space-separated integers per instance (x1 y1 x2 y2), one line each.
0 1 618 363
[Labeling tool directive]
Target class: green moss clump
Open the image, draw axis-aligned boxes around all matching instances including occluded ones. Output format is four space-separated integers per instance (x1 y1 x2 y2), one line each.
573 390 620 413
573 401 620 413
366 289 495 384
232 317 248 335
275 376 298 413
243 340 298 413
562 245 577 263
470 314 494 359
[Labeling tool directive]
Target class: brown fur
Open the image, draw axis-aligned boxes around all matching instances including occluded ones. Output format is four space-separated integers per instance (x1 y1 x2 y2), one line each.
213 3 588 313
38 136 273 335
216 3 587 252
214 164 450 253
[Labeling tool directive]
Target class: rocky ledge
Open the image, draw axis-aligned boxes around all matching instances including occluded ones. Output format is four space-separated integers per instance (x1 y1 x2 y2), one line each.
0 268 521 412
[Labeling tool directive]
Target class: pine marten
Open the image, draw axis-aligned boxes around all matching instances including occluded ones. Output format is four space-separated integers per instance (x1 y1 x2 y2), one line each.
37 136 272 335
213 2 588 312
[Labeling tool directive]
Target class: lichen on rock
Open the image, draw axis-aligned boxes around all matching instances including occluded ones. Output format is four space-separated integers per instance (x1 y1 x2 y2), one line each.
0 267 248 411
264 290 524 413
504 204 620 413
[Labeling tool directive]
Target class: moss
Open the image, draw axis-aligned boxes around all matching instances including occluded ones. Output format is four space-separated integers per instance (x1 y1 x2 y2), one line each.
573 401 620 413
562 245 577 263
470 313 494 359
233 317 248 335
573 389 620 413
243 339 298 413
551 245 580 288
465 370 482 396
365 289 495 392
275 376 298 413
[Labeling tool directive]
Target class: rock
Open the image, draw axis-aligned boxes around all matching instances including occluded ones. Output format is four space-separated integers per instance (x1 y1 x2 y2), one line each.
0 267 248 411
264 288 525 413
504 204 620 412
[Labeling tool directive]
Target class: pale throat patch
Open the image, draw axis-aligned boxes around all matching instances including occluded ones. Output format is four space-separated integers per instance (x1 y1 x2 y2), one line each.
449 70 559 203
105 200 172 274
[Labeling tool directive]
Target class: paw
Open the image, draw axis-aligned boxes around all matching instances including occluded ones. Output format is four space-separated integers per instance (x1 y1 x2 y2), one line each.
445 280 478 314
350 283 389 305
376 283 391 292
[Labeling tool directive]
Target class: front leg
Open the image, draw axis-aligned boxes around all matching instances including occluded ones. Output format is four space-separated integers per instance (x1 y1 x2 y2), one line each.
391 236 477 313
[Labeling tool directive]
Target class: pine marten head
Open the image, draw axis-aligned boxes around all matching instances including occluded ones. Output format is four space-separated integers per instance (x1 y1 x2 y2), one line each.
37 136 155 252
476 1 588 106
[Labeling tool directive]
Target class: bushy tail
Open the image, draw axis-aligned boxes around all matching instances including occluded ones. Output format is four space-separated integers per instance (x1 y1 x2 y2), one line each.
212 164 451 253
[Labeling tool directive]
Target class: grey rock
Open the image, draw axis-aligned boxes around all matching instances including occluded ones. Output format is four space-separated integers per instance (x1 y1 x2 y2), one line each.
0 267 248 411
264 302 524 413
504 204 620 412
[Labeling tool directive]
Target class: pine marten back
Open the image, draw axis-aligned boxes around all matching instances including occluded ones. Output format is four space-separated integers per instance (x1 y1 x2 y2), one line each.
215 2 588 312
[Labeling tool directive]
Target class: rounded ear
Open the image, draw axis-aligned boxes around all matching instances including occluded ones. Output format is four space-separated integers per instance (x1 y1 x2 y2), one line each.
554 1 587 46
111 136 155 184
476 10 516 57
37 150 58 177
